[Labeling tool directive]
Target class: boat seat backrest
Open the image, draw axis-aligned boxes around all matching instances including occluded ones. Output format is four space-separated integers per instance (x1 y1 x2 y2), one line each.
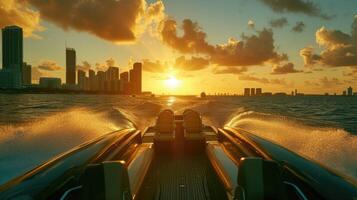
156 109 174 133
183 109 202 133
235 157 287 200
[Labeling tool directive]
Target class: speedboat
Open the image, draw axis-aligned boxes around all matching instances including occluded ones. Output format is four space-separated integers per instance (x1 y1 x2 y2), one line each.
1 109 356 200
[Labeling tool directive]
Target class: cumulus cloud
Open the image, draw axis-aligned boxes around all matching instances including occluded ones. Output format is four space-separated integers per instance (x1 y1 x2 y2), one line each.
300 16 357 68
160 18 215 54
27 0 165 42
0 0 43 37
258 0 331 19
292 21 305 33
77 61 92 71
271 62 302 74
31 67 43 81
211 29 285 66
175 56 209 71
212 66 247 74
37 60 62 71
94 58 117 71
239 74 289 85
270 17 288 28
142 59 168 73
318 76 344 87
248 19 255 29
160 18 286 69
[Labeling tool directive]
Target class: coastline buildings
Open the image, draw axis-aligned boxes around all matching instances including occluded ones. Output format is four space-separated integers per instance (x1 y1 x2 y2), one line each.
39 77 61 89
0 25 23 88
244 88 262 96
77 62 142 94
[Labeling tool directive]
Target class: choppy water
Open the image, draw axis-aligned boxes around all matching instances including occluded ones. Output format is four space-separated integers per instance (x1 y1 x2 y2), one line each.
0 94 356 185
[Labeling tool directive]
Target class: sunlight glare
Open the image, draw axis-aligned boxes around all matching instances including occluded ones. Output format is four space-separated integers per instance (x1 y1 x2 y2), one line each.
165 76 180 89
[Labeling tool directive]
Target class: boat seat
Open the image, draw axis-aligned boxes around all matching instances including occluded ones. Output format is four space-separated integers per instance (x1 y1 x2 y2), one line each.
234 157 287 200
183 109 205 141
80 161 132 200
154 109 175 142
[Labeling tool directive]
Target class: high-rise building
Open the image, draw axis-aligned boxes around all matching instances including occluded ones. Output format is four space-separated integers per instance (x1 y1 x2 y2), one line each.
88 69 96 91
96 71 106 91
120 72 129 94
2 26 23 70
39 77 61 89
66 48 76 85
128 62 142 94
347 86 353 96
256 88 262 96
22 62 31 86
77 69 86 90
250 88 256 96
244 88 250 96
1 25 23 88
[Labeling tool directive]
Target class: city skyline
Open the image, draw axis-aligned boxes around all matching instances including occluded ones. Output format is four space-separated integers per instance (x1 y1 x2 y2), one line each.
0 0 357 95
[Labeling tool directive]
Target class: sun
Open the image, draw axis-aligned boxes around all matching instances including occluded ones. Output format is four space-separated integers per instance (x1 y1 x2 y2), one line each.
165 75 180 89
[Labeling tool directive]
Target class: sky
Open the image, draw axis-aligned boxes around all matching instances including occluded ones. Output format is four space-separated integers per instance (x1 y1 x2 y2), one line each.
1 0 357 95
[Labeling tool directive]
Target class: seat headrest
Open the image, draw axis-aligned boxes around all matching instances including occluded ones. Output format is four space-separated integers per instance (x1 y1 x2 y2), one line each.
236 157 287 200
183 109 202 133
156 109 174 133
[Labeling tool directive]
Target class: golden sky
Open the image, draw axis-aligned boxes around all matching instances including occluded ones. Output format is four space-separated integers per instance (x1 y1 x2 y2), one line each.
0 0 357 95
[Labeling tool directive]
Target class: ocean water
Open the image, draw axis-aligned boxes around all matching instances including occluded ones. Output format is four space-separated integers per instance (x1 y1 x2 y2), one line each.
0 94 356 185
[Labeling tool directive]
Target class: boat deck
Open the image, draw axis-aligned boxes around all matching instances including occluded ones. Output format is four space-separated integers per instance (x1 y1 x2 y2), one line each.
136 151 228 200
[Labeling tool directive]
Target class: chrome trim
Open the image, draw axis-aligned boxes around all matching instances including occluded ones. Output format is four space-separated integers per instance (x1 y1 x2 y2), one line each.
284 181 309 200
60 185 82 200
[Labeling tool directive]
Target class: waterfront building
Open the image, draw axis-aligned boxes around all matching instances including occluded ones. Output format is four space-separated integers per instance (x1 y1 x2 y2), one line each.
39 77 61 89
250 88 256 96
66 48 76 85
347 86 353 96
120 72 129 94
256 88 262 96
244 88 250 96
1 25 23 88
22 62 31 86
77 70 86 90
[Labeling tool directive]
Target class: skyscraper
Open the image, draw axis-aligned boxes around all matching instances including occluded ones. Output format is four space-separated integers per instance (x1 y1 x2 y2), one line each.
347 86 353 96
1 25 23 88
88 69 96 91
131 62 142 94
77 69 86 90
244 88 250 96
2 26 23 70
120 72 129 94
22 62 31 85
250 88 256 96
256 88 262 96
66 48 76 85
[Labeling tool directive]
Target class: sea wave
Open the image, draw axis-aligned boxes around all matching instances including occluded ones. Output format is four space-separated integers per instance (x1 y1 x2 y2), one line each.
225 111 357 182
0 108 132 184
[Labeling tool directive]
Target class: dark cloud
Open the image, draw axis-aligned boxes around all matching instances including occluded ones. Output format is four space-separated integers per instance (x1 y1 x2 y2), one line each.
142 59 168 73
212 66 247 74
271 62 302 74
0 0 42 37
211 29 285 66
161 19 286 68
292 21 305 33
77 61 91 71
160 18 215 54
27 0 164 42
239 74 289 85
270 17 288 28
175 56 209 71
37 60 62 71
258 0 331 19
300 16 357 68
